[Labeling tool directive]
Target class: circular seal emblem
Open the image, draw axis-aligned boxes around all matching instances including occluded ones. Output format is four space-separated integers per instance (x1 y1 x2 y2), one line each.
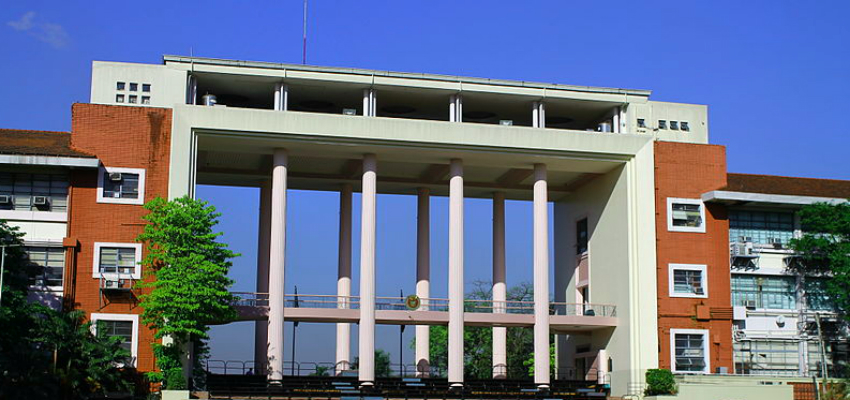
405 294 421 310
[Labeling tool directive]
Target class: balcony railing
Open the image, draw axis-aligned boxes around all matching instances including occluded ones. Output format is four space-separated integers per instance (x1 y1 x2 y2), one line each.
231 292 615 317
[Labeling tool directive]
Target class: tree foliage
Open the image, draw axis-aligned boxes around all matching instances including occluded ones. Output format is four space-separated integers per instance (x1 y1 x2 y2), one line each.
0 220 133 399
136 197 239 389
352 349 393 377
644 368 677 396
789 201 850 316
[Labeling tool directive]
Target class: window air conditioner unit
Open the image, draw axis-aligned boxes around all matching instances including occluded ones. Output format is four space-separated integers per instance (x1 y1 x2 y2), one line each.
769 237 783 249
740 236 753 243
0 194 10 204
109 172 123 181
33 196 50 207
104 279 121 289
732 243 752 257
499 120 513 126
744 300 757 309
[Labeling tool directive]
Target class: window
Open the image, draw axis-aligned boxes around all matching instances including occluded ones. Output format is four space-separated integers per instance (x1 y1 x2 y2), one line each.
93 242 142 279
729 210 794 247
670 121 679 130
667 198 706 233
141 96 150 105
671 329 709 373
637 118 646 128
128 95 137 104
129 83 138 91
117 82 125 90
658 120 667 130
731 274 796 309
681 121 690 131
26 246 65 289
0 172 69 212
576 218 588 254
116 94 125 103
91 313 138 367
734 340 799 376
142 84 151 92
805 277 835 311
669 264 708 298
97 167 145 205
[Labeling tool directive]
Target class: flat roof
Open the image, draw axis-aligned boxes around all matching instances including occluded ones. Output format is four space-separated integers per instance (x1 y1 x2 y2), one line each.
0 129 95 159
724 173 850 199
162 55 652 97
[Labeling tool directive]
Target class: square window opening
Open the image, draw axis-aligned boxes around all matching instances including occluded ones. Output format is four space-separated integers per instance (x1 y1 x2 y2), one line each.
658 120 667 130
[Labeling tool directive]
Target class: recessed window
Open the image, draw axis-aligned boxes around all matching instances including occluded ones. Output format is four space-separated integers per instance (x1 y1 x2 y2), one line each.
669 264 708 298
141 96 150 105
658 120 667 130
116 94 125 103
681 121 690 131
128 95 137 104
97 167 146 205
91 313 138 367
637 118 646 128
142 84 151 92
117 82 126 90
129 83 138 91
92 242 142 279
0 172 69 212
576 218 588 255
667 198 706 233
671 329 709 373
26 246 65 289
670 121 679 130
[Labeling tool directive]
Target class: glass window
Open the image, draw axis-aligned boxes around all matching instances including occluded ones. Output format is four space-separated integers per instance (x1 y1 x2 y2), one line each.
805 277 835 311
98 247 137 275
142 84 151 92
672 203 702 228
732 274 796 309
730 210 794 246
0 172 69 212
675 333 707 372
670 121 679 130
658 120 667 129
576 218 588 254
117 82 125 90
116 94 124 103
637 118 646 128
734 340 799 376
673 269 704 295
129 83 138 91
128 95 137 104
26 247 65 288
98 320 134 363
102 172 139 199
141 96 150 105
681 121 690 131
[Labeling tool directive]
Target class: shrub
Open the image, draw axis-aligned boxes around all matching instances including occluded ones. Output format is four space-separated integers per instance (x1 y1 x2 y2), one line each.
644 368 677 396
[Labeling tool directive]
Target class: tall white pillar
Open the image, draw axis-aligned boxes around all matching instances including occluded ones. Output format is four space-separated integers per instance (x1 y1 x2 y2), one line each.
363 89 376 117
336 184 353 374
415 187 431 377
612 107 620 134
492 192 507 379
448 159 465 385
254 181 272 373
533 102 546 128
268 149 288 380
358 154 378 384
533 163 550 387
597 349 608 384
274 83 288 111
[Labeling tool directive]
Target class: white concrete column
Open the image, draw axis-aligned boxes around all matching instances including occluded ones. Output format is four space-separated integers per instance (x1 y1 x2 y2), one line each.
533 101 546 128
336 184 353 374
613 107 620 134
358 154 378 384
492 192 507 379
597 349 608 384
448 159 464 385
254 181 272 373
363 89 376 116
450 94 463 122
415 187 431 377
533 163 550 387
268 149 288 380
274 83 288 111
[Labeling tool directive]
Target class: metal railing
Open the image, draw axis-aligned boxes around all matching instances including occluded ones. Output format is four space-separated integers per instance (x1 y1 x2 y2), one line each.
230 292 616 317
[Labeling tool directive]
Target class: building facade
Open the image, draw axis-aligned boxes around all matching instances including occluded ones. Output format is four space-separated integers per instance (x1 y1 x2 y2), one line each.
1 56 847 397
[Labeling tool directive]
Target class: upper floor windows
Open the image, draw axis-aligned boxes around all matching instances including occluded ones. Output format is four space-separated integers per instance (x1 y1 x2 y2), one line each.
671 329 710 373
576 218 588 255
731 274 796 310
92 242 142 279
729 210 794 247
90 313 138 367
97 167 145 205
669 264 708 298
26 246 65 290
0 172 69 212
667 198 706 233
115 81 151 105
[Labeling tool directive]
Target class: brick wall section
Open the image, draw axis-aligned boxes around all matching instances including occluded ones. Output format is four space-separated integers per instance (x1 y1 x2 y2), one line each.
67 103 172 373
654 141 733 373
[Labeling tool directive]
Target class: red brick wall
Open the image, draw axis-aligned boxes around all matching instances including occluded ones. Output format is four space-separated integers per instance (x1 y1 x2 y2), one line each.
67 103 172 373
654 141 733 373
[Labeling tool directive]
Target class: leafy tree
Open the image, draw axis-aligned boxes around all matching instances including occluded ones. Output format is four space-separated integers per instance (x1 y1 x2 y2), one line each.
352 349 393 377
644 369 677 396
789 201 850 316
416 281 539 379
136 197 239 389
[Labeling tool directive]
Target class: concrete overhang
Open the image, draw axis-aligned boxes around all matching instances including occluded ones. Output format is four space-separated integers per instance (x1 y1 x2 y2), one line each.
0 154 100 168
702 190 847 207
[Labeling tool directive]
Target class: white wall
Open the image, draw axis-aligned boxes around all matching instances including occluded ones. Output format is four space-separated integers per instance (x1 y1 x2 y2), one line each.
90 61 186 108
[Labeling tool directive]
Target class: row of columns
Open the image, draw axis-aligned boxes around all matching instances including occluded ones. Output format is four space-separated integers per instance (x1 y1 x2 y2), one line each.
261 150 551 386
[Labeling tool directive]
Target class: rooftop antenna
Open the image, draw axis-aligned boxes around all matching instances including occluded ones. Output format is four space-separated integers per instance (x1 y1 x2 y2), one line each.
190 46 194 72
302 0 308 64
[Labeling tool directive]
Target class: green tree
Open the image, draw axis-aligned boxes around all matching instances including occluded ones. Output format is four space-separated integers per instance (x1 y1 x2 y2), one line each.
352 349 393 377
789 201 850 316
136 197 239 390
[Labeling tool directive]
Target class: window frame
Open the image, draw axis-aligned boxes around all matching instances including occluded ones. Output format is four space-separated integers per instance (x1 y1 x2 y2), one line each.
92 242 142 280
97 166 146 205
667 197 707 233
670 328 710 374
90 313 139 368
26 245 66 291
668 263 708 298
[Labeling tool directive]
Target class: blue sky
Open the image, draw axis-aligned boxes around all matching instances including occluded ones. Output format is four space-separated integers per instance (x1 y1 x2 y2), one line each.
2 1 849 368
